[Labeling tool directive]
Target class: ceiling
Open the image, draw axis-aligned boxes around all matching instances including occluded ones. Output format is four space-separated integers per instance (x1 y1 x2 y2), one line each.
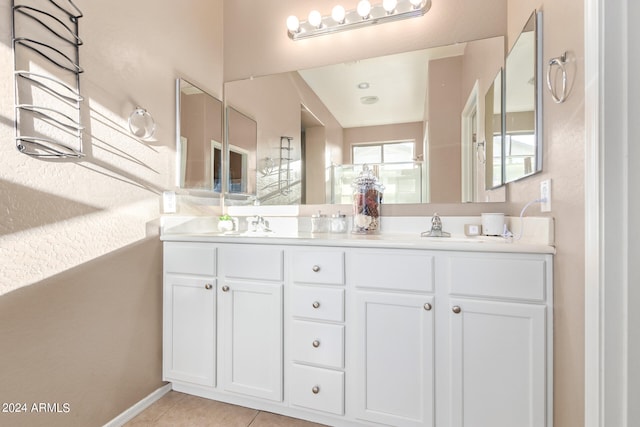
298 43 467 129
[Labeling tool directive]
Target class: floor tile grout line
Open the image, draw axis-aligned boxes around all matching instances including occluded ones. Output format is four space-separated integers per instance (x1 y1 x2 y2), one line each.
247 410 261 426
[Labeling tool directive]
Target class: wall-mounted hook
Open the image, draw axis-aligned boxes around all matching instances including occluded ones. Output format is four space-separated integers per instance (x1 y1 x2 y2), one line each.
547 52 569 103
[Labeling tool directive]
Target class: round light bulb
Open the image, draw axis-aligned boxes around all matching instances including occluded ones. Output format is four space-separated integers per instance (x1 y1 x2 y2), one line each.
286 15 300 32
409 0 424 8
357 0 372 18
382 0 398 13
331 5 346 23
308 10 323 28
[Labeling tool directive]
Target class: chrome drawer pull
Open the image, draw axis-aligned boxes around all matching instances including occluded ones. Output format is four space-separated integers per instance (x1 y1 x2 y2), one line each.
452 305 461 314
222 285 230 292
312 301 321 309
312 385 320 394
205 283 213 290
312 340 320 348
423 302 432 311
312 265 320 272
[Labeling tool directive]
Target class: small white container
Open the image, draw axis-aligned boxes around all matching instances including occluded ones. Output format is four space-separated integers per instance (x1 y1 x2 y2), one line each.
330 211 348 234
481 213 505 236
311 211 329 234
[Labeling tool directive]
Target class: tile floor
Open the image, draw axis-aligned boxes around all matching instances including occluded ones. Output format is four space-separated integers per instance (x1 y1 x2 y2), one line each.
124 391 328 427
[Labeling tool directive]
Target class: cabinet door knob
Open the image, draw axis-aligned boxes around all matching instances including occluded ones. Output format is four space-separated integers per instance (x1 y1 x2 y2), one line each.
312 386 320 394
312 340 320 348
312 265 320 272
452 305 461 314
222 285 230 292
423 303 432 311
312 301 321 309
205 283 213 290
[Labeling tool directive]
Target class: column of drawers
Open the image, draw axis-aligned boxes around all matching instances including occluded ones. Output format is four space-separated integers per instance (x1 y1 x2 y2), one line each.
289 249 346 416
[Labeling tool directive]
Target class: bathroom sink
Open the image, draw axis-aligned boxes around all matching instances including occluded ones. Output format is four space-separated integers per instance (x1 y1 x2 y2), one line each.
421 235 508 243
241 230 276 237
421 236 483 243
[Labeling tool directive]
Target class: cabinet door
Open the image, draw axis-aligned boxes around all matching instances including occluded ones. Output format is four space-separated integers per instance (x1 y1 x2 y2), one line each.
163 275 216 387
220 280 283 401
355 291 435 427
449 298 546 427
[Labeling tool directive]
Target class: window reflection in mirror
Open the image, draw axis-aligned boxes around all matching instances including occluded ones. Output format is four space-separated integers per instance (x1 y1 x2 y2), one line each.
176 79 223 191
504 11 541 183
226 107 257 196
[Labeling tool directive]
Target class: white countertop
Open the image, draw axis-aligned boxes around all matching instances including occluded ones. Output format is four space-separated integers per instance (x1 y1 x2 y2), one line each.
161 231 555 254
159 215 555 254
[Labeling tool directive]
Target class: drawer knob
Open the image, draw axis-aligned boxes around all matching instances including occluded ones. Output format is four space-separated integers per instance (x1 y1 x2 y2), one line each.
312 386 320 394
312 340 321 348
222 285 230 292
312 265 321 272
423 303 432 311
452 305 461 314
205 283 213 290
312 301 321 309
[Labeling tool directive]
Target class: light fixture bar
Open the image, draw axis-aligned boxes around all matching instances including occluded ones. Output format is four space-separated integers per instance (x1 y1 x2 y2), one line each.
287 0 431 41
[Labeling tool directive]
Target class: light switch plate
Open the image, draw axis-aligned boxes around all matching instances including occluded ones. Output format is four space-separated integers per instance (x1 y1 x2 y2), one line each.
163 191 177 213
540 179 551 212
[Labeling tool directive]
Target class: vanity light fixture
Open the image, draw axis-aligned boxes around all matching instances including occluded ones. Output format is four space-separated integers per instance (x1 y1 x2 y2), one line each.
286 0 431 41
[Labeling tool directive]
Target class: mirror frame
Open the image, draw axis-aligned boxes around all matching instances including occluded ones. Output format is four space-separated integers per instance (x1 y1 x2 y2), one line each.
503 10 543 184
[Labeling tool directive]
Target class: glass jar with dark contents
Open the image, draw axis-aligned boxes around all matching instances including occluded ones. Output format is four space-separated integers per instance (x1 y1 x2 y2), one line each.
352 165 384 234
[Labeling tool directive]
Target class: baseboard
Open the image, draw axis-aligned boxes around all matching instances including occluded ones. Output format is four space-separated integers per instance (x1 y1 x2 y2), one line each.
103 383 172 427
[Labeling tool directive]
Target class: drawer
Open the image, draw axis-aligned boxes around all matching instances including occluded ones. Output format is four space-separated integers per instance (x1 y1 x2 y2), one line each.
447 255 548 301
164 242 216 276
292 250 344 285
292 321 344 369
346 250 434 292
220 245 283 281
292 286 345 322
290 364 344 415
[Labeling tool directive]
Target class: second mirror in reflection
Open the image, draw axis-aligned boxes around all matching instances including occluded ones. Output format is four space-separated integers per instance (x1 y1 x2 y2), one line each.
177 79 223 192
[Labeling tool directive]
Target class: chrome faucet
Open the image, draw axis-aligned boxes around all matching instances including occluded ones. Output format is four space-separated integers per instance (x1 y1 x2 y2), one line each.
249 215 271 233
421 213 451 237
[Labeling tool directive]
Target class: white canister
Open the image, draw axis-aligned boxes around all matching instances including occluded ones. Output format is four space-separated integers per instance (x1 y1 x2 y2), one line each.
481 213 505 236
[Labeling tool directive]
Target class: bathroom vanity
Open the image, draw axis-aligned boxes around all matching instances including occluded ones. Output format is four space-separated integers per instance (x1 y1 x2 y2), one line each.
161 230 553 427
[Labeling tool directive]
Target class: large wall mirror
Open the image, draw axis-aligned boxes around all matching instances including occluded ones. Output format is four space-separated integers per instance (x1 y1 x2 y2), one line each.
224 35 507 206
176 78 223 192
503 11 542 183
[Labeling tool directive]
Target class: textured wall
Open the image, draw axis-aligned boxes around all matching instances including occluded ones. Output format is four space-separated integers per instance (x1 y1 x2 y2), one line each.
0 0 223 425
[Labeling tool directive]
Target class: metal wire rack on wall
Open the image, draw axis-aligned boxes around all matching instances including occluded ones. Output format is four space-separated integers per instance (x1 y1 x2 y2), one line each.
11 0 85 158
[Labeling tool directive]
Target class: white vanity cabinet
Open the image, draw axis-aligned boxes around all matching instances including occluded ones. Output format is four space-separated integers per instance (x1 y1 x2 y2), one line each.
218 245 284 402
288 249 346 416
162 237 553 427
438 252 553 427
162 242 217 387
348 249 436 427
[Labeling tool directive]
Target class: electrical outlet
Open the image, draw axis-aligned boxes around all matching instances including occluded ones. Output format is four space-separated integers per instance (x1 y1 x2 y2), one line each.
163 191 177 213
540 179 551 212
